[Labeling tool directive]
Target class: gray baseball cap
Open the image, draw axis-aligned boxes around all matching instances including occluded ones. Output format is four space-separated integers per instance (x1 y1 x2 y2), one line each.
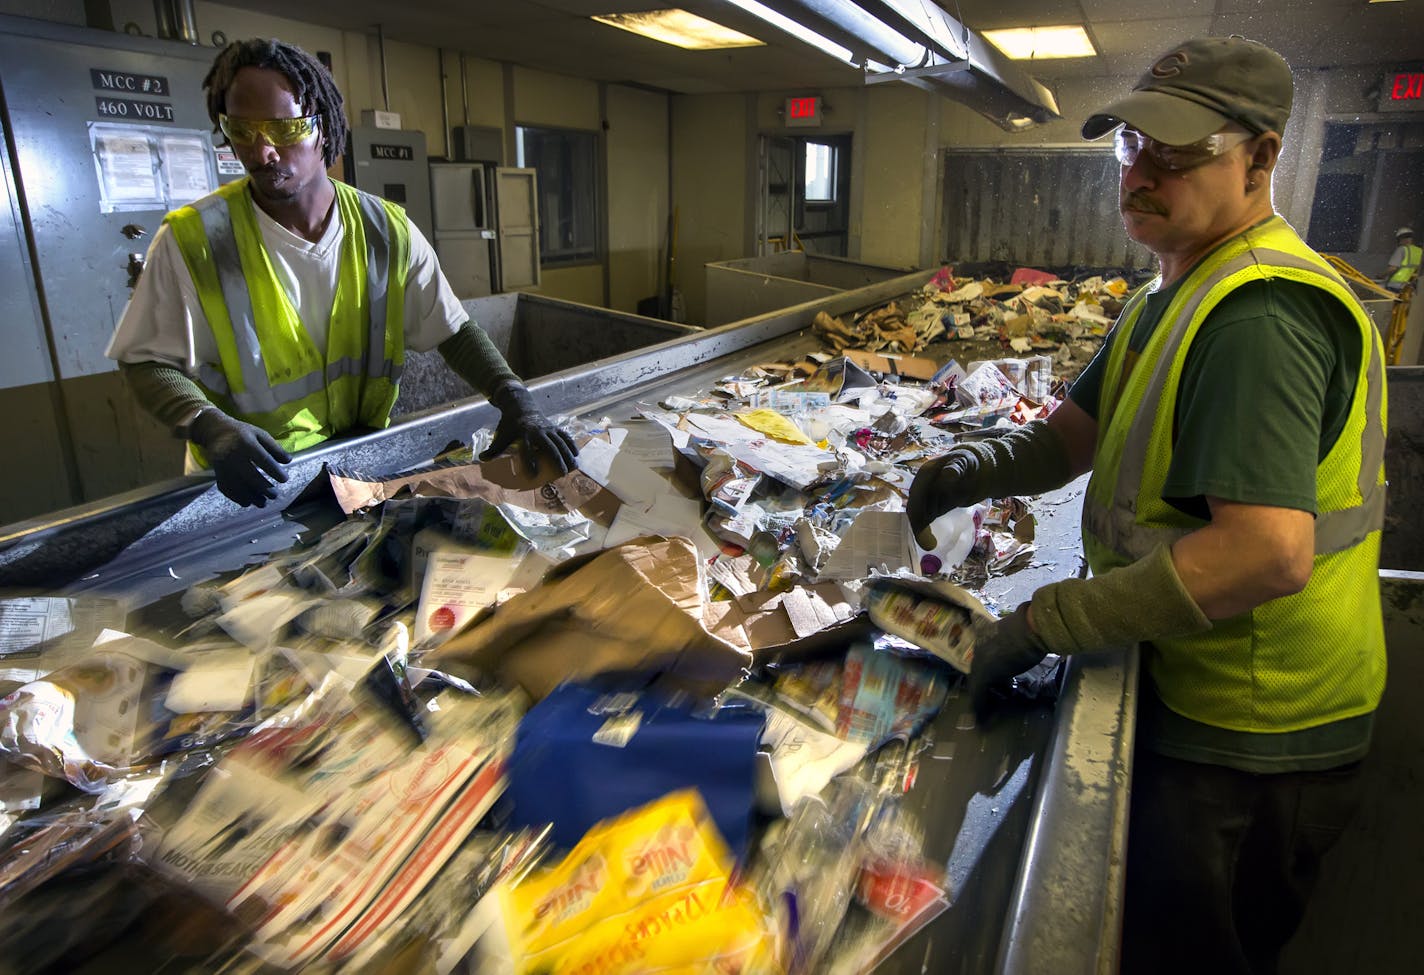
1083 36 1293 144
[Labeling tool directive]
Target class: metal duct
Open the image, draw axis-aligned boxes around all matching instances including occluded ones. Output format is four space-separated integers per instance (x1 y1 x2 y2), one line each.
752 0 927 68
153 0 198 44
932 29 1061 129
751 0 1059 129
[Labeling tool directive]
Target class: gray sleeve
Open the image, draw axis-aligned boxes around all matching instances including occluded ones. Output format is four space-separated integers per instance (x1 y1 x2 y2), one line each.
436 321 520 398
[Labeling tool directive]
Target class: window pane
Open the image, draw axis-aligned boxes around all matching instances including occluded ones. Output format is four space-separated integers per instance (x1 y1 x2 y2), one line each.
515 125 600 265
805 142 835 203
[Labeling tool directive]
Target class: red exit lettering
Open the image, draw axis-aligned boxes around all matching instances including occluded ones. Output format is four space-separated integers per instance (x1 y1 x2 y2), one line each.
789 97 817 119
1391 73 1424 101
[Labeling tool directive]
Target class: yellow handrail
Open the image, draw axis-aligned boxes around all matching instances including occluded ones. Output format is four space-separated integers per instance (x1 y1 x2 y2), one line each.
1324 255 1413 366
766 230 805 254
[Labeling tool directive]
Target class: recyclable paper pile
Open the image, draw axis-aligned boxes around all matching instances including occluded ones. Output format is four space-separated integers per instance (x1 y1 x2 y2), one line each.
814 265 1128 379
0 295 1090 972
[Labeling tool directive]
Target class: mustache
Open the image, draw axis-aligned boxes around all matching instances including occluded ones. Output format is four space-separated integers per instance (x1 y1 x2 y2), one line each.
1121 191 1167 215
250 163 293 178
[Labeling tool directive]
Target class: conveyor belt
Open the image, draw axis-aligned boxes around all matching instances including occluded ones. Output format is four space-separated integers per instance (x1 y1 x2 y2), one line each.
0 271 1130 973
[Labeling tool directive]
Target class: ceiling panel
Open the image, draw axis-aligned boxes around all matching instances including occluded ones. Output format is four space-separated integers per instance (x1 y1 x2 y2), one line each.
1089 17 1217 62
944 0 1093 31
1214 0 1360 11
208 0 1424 95
1079 0 1214 19
536 1 667 13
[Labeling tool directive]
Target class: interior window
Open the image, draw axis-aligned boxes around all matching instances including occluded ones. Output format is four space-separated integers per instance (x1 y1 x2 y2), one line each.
515 125 601 266
804 141 836 204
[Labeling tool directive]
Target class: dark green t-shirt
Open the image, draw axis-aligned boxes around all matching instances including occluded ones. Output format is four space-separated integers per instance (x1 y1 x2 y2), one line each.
1068 270 1372 771
1070 275 1362 516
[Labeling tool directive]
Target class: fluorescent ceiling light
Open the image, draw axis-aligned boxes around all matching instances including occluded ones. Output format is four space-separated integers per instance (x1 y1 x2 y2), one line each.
720 0 859 65
983 26 1096 60
591 9 765 50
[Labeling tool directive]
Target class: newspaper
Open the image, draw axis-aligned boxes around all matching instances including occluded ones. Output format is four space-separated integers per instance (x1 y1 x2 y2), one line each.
154 681 521 969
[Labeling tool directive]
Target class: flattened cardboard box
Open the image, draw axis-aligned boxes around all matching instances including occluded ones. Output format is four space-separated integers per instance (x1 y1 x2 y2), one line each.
842 349 939 381
427 536 751 700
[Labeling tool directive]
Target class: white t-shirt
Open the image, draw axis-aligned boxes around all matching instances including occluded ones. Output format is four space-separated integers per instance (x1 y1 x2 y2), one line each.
106 184 466 370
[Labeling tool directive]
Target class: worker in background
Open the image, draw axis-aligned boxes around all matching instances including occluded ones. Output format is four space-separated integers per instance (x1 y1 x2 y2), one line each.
107 38 576 507
908 37 1385 975
1384 225 1420 292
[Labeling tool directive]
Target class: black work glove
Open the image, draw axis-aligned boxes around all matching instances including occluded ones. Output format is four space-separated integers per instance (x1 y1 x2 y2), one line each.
480 384 578 476
967 603 1049 725
190 409 292 508
907 422 1073 550
908 447 985 549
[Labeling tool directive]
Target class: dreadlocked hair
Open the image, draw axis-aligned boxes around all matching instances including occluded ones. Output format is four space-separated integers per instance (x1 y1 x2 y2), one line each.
203 38 347 167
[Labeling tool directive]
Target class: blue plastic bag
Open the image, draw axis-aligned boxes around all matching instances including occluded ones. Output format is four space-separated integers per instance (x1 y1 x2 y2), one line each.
506 682 765 858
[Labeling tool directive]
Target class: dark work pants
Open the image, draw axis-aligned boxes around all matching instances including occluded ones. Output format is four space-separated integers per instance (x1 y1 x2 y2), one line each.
1119 748 1363 975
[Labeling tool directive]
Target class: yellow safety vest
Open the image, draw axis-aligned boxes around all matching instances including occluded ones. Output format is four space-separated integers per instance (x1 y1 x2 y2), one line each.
1083 216 1387 733
1388 243 1421 289
165 178 409 461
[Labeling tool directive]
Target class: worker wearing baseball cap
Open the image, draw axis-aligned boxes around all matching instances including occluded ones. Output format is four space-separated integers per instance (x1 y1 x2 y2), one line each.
909 36 1385 975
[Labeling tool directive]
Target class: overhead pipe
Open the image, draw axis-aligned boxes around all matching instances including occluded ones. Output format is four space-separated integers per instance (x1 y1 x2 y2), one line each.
460 51 470 125
438 48 451 157
375 23 390 112
153 0 198 44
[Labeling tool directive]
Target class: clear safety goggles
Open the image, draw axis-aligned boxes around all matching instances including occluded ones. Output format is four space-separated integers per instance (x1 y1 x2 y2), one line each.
218 113 320 147
1113 127 1252 172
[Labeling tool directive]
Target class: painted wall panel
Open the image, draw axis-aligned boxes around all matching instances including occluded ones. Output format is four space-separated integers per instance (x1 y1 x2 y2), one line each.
859 85 925 270
529 264 603 306
671 93 747 325
512 65 598 130
607 84 667 314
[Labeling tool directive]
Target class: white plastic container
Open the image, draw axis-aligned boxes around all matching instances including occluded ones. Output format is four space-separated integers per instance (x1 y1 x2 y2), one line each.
914 506 980 575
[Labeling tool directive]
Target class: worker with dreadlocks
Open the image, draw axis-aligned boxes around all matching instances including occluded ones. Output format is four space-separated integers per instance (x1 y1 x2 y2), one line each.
107 38 576 507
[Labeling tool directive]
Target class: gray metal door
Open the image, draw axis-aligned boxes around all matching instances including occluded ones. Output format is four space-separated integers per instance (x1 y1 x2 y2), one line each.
757 134 795 256
496 167 540 291
0 106 78 518
0 16 231 505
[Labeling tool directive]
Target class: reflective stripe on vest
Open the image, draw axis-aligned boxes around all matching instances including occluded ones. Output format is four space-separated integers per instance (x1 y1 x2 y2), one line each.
1082 234 1386 563
165 178 408 454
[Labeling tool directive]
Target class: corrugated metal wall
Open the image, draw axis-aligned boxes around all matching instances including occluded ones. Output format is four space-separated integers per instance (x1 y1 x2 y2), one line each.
941 149 1152 272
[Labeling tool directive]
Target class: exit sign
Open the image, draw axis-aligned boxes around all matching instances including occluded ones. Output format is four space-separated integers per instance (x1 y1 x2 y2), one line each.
1379 68 1424 112
786 95 822 128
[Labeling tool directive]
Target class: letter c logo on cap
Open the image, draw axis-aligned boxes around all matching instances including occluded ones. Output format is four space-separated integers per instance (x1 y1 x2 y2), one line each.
1152 51 1189 78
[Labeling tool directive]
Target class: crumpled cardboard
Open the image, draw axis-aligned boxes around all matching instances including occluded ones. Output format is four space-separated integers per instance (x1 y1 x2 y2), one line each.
426 537 751 700
327 453 620 525
707 583 870 666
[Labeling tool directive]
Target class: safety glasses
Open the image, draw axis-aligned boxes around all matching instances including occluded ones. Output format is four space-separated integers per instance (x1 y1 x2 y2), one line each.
218 113 320 147
1114 127 1252 172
